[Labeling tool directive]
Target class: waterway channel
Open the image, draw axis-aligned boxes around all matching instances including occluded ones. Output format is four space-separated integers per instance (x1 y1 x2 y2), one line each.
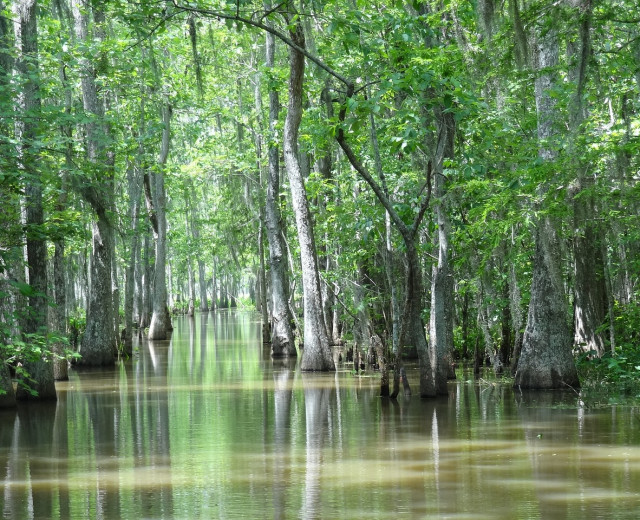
1 311 639 519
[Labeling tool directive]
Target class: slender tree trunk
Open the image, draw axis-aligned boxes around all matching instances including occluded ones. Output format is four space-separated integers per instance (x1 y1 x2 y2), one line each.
189 183 208 312
514 14 579 389
401 241 435 397
184 197 196 317
429 106 455 394
369 107 402 358
123 161 142 355
258 222 270 342
53 240 68 380
284 17 333 370
211 257 217 311
52 37 73 381
264 20 296 357
148 101 172 339
353 264 372 362
14 0 56 399
139 231 152 330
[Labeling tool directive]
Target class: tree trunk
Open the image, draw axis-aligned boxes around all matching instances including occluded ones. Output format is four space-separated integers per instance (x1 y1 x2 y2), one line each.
139 231 152 330
189 183 208 312
211 257 217 311
402 241 435 397
123 161 142 355
258 223 270 343
0 4 17 404
283 17 333 370
72 0 116 366
568 0 607 357
148 101 172 339
264 22 296 357
184 194 196 317
514 15 579 389
14 0 56 399
429 106 455 395
53 240 68 380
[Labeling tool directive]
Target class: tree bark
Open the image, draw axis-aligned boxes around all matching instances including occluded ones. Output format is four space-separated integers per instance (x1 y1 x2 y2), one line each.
429 105 455 395
568 0 607 357
189 183 208 312
14 0 56 399
283 17 333 370
72 0 116 366
123 160 142 355
148 101 172 339
264 12 296 357
514 12 579 389
139 231 152 330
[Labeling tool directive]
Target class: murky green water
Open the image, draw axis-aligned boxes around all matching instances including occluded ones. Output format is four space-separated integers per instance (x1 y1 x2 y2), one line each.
2 311 640 519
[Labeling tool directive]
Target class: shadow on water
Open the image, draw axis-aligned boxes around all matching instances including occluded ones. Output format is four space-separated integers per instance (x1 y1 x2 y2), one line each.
1 311 640 519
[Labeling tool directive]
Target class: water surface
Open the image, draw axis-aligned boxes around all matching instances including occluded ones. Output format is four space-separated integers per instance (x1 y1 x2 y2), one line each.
1 311 639 519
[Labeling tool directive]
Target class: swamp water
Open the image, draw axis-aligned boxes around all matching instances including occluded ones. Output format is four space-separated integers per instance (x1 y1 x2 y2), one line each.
1 311 640 519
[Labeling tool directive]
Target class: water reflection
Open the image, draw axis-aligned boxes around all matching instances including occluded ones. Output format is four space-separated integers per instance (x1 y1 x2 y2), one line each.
1 311 640 519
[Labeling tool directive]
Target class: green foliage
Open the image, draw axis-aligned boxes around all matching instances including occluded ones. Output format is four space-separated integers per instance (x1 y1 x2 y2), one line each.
1 331 80 397
577 300 640 398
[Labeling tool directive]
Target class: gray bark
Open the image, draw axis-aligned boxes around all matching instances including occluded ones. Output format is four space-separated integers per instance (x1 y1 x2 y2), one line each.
184 199 196 317
190 183 208 312
284 18 333 370
72 0 116 366
568 0 607 357
429 105 455 395
139 231 152 329
148 102 172 339
51 32 74 381
258 223 270 343
264 7 296 357
123 161 142 355
514 12 579 389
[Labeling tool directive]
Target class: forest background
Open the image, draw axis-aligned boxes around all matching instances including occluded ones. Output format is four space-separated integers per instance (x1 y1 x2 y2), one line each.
1 0 639 404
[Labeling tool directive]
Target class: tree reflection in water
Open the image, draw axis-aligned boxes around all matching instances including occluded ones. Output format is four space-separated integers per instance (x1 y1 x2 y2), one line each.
1 313 640 519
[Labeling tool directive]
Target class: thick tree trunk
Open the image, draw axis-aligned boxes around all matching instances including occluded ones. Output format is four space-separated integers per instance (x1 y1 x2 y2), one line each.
515 17 579 389
568 0 607 357
572 191 607 356
516 225 579 388
284 18 333 370
72 0 116 366
80 215 117 365
14 0 56 398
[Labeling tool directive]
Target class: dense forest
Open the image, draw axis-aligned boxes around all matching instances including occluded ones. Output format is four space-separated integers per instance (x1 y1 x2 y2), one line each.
1 0 639 405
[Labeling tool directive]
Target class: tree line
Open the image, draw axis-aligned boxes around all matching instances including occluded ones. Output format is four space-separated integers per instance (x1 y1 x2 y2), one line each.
1 0 639 405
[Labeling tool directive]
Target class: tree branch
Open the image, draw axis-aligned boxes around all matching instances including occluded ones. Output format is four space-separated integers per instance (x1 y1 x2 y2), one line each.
169 0 353 89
